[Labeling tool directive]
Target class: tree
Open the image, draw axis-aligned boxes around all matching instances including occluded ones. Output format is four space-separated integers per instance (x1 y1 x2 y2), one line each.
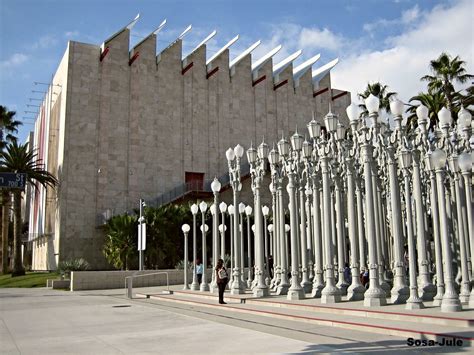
0 142 57 276
421 52 473 117
0 106 22 274
103 214 138 270
358 82 397 118
406 90 446 132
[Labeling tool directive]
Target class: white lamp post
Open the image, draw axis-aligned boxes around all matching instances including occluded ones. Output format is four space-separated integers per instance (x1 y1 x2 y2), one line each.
245 205 253 288
226 144 245 294
199 201 209 292
399 148 424 310
182 224 191 290
432 148 462 312
238 202 246 287
138 199 146 271
210 178 222 293
219 201 227 259
228 204 235 285
190 203 199 290
262 205 271 286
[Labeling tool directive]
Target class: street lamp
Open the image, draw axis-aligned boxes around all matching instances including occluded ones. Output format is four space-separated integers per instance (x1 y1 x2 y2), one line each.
181 224 191 290
238 202 246 287
190 203 199 290
226 144 245 294
219 201 227 259
432 148 462 312
199 201 209 292
399 147 424 310
262 205 270 285
228 204 235 285
210 178 222 293
245 205 253 288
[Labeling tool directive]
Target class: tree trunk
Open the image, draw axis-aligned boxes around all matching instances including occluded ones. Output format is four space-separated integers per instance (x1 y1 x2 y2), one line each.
12 190 25 277
1 191 10 274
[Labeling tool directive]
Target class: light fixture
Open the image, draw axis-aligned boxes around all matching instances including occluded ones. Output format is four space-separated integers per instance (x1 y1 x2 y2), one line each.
211 177 221 193
399 147 412 169
307 113 321 138
199 201 208 212
234 144 244 158
438 107 452 129
302 140 312 158
277 137 290 157
268 148 280 165
239 202 246 214
390 98 404 116
257 140 269 160
431 149 447 170
181 224 190 233
247 145 258 164
262 205 270 216
290 129 304 151
245 205 252 216
324 111 338 133
191 204 199 215
458 152 472 173
226 148 235 161
346 103 360 122
365 94 380 114
219 201 227 213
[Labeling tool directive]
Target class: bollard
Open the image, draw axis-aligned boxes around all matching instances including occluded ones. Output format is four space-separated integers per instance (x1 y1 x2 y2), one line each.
127 278 133 299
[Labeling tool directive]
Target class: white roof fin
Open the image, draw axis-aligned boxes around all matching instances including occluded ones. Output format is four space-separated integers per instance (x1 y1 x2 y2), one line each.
153 19 167 35
251 45 282 72
206 35 239 65
293 53 321 81
273 50 302 77
229 40 261 69
178 25 192 39
126 14 140 30
192 30 217 53
312 58 339 84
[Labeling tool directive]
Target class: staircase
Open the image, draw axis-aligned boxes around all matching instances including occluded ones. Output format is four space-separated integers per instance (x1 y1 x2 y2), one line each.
135 288 474 347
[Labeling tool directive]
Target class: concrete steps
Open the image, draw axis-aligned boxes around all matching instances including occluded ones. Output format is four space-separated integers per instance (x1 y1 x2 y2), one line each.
136 290 474 344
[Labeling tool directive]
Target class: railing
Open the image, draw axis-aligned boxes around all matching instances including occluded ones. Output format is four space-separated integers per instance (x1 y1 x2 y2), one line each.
125 271 170 299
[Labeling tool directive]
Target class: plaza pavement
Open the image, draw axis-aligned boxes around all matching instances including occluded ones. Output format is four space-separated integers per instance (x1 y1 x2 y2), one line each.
0 287 472 354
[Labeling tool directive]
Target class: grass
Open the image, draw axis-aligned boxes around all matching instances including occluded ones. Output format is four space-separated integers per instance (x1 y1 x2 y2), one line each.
0 272 60 288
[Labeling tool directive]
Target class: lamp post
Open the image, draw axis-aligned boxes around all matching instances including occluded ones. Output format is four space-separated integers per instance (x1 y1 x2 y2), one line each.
247 141 270 297
400 147 424 310
245 205 253 288
228 204 235 285
219 201 227 259
432 148 462 312
210 178 222 293
138 199 146 271
278 131 305 300
199 201 209 292
239 202 246 287
226 145 245 294
190 203 199 290
268 223 275 287
182 224 191 290
268 147 290 294
262 205 271 286
361 94 386 307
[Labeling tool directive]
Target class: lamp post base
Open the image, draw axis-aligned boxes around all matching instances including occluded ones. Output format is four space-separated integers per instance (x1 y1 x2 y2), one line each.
190 282 200 291
419 282 436 301
336 280 349 296
390 285 409 304
406 296 424 310
363 287 387 307
276 284 289 295
200 283 210 292
253 285 270 297
321 284 341 304
301 280 312 293
311 283 324 298
287 287 305 300
347 284 366 301
441 298 462 312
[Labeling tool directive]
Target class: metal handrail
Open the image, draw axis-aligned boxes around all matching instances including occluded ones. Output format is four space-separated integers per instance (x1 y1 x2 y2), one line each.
125 271 170 298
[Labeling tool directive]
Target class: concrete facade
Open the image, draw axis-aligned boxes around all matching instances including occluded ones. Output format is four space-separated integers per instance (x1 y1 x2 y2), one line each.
29 24 351 270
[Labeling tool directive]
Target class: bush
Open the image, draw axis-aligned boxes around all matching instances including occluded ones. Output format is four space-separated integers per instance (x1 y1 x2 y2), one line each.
175 259 193 271
58 258 90 276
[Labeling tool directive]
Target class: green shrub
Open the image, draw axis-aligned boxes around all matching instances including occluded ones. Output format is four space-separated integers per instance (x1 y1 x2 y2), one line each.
58 258 90 275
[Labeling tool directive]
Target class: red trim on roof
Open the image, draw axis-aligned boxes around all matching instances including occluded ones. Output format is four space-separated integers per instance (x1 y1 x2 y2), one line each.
313 87 329 97
252 75 266 87
100 47 110 62
332 91 348 101
206 67 219 79
129 52 140 66
181 62 194 75
273 79 288 91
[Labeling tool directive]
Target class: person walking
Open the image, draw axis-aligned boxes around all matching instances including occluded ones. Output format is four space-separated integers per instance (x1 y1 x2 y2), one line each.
196 258 203 284
216 258 229 304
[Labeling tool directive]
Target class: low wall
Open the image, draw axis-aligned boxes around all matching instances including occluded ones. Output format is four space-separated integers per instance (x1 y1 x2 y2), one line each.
70 269 213 291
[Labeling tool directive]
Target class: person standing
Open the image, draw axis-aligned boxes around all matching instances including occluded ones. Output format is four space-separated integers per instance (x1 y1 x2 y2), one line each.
196 258 203 284
216 258 228 304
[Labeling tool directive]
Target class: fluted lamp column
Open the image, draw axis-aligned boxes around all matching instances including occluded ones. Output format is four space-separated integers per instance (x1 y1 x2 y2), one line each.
262 205 271 286
226 145 245 294
190 204 200 291
245 205 253 288
432 148 462 312
182 224 191 290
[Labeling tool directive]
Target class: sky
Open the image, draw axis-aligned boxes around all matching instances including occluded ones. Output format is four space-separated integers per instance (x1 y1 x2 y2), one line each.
0 0 472 142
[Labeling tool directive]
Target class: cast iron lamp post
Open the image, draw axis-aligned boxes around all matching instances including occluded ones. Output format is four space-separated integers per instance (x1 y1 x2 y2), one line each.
199 201 209 292
268 146 290 295
210 178 222 293
190 203 200 291
262 205 271 285
245 204 253 288
219 201 227 259
181 224 191 290
247 141 270 297
226 144 245 294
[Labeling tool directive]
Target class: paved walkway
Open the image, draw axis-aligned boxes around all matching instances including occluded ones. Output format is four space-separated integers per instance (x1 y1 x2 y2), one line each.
0 287 472 354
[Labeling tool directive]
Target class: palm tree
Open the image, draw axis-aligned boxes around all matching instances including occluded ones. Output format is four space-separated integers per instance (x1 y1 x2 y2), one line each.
0 142 57 277
421 52 473 117
103 214 138 270
358 82 397 118
0 106 22 274
406 90 446 132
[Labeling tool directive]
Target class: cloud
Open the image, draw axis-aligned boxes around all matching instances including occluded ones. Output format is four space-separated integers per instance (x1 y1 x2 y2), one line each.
299 27 345 51
0 53 28 68
32 35 58 49
363 5 420 34
331 0 473 105
64 31 79 38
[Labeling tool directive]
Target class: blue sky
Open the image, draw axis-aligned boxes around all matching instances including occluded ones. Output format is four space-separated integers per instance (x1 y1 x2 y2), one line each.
1 0 472 142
